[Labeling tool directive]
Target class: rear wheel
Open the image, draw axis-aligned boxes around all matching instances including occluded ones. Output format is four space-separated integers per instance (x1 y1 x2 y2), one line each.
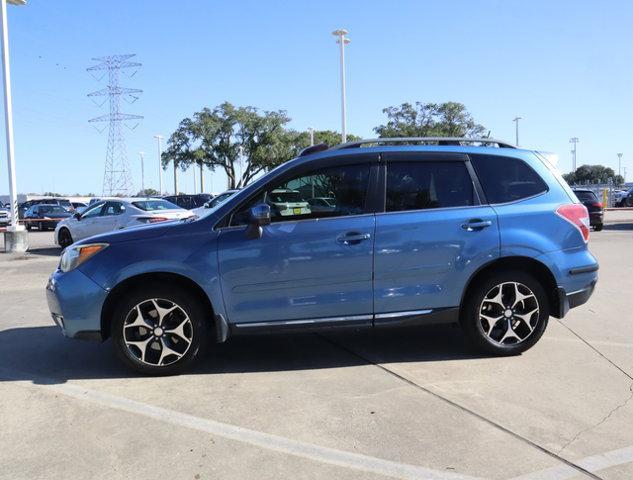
594 223 603 232
111 284 210 375
460 270 549 356
58 228 73 248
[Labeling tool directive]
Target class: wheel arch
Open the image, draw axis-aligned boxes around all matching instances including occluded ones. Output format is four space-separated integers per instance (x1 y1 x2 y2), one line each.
100 272 217 341
460 256 560 319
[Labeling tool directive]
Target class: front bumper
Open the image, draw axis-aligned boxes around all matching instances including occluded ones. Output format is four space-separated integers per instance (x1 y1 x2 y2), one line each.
46 267 108 340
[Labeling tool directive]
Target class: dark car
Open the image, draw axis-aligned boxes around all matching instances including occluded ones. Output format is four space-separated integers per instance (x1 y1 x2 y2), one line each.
18 198 72 219
24 204 73 231
162 194 212 210
572 189 604 231
622 189 633 208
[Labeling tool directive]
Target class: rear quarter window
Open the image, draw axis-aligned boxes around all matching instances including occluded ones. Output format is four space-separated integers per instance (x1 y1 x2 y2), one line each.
470 154 548 204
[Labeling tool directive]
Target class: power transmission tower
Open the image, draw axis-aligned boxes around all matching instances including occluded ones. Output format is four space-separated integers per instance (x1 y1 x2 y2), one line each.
87 54 143 196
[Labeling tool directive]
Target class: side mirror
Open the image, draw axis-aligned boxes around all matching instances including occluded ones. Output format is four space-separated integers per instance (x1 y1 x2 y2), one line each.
245 203 271 239
74 212 82 220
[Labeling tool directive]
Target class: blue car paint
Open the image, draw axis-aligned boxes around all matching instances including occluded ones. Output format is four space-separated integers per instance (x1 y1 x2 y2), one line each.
47 144 598 341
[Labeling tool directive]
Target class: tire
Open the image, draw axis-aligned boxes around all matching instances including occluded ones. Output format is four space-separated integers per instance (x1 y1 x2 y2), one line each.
58 228 73 248
460 270 549 356
111 283 210 375
594 224 603 232
38 221 44 231
26 223 31 231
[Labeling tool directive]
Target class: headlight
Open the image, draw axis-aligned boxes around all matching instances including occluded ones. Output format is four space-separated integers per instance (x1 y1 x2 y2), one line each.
60 243 108 272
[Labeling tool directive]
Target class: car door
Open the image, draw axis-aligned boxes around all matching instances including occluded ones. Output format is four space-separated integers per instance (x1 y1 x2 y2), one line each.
91 201 126 236
217 157 378 327
72 202 104 240
373 152 500 322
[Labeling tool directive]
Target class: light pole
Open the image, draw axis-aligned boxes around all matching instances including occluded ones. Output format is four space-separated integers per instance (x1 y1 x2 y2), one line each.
332 29 350 143
570 137 579 171
153 134 163 194
1 0 26 252
617 152 623 177
139 151 145 193
308 127 314 146
512 116 522 146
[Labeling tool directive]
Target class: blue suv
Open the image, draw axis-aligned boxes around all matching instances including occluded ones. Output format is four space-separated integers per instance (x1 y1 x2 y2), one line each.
46 138 598 375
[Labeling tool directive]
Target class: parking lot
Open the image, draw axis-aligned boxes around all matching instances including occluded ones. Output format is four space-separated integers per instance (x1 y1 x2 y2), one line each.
0 212 632 480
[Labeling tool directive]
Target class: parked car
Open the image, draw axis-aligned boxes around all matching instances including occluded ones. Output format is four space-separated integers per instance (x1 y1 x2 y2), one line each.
268 189 311 216
47 138 598 375
0 205 9 227
162 194 212 210
571 189 604 231
613 189 629 207
307 197 336 213
24 204 73 231
71 202 88 213
620 189 633 207
18 198 72 219
54 198 194 248
204 189 239 209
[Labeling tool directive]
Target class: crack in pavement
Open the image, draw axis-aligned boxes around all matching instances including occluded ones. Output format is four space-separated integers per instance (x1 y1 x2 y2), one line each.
319 334 603 480
558 381 633 454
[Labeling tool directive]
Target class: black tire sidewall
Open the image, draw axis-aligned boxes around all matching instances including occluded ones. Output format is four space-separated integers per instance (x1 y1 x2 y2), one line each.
461 270 549 356
111 283 210 375
59 228 72 248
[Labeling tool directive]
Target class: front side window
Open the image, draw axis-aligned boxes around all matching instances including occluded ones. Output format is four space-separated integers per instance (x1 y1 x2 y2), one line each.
470 154 548 204
102 202 125 216
81 203 104 219
231 164 370 226
386 161 474 212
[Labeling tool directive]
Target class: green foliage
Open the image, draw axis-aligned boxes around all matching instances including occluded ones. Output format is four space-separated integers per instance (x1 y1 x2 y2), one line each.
289 130 361 152
162 102 297 189
374 101 486 138
563 165 624 186
137 188 159 197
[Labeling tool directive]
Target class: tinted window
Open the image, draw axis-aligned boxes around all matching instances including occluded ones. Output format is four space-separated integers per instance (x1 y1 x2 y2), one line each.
231 164 370 225
386 161 474 212
574 191 597 202
470 154 548 204
102 202 125 216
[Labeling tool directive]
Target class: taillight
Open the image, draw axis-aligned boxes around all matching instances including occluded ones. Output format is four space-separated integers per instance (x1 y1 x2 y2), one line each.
556 204 590 243
592 202 603 208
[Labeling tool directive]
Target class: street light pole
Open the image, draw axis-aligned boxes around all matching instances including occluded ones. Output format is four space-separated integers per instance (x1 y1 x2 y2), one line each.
617 152 623 177
332 29 350 143
308 127 314 146
570 137 579 171
153 134 163 194
139 151 145 193
512 116 522 146
1 0 25 236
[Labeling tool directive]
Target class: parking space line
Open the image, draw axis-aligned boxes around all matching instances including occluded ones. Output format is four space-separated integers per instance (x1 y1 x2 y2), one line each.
509 445 633 480
0 367 481 480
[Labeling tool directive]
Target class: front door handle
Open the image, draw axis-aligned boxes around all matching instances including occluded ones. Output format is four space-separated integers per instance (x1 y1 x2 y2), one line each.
461 219 492 231
337 232 371 245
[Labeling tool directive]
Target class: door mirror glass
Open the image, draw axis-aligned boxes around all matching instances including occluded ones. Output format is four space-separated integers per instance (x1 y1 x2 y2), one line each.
250 203 271 226
74 212 82 220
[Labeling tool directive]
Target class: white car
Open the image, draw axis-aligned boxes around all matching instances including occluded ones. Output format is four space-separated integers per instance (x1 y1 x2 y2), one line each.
268 189 311 216
54 198 193 248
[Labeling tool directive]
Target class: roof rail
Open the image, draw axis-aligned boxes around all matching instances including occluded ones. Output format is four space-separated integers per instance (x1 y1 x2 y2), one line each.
330 137 516 150
299 143 329 157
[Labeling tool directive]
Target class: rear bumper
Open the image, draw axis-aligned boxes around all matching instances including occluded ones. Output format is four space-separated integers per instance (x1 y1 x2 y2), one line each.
589 212 604 226
556 278 597 318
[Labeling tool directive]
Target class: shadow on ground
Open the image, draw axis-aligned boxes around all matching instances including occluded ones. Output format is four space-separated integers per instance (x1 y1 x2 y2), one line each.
0 324 486 384
603 223 633 231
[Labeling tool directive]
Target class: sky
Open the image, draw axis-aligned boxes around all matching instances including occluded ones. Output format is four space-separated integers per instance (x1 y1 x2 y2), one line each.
1 0 632 196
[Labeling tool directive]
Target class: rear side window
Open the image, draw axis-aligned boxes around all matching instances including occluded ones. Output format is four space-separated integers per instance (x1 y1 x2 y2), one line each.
470 154 548 204
386 161 474 212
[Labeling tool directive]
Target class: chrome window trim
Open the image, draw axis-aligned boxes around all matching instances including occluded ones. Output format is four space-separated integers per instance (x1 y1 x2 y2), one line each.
375 203 490 217
374 309 432 319
233 314 373 329
215 212 376 232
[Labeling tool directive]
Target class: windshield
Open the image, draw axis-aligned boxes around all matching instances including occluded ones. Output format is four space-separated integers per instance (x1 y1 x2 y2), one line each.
132 200 179 211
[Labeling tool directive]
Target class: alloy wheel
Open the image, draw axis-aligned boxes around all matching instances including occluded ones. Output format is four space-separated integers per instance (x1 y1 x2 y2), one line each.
122 298 193 366
478 282 540 345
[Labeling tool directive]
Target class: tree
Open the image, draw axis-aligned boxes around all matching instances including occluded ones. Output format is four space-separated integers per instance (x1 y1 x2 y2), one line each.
162 102 298 189
563 165 624 186
287 129 361 154
374 101 486 138
137 188 159 197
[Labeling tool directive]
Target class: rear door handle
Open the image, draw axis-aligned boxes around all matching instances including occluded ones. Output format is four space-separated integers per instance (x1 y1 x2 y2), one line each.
461 219 492 231
337 232 371 245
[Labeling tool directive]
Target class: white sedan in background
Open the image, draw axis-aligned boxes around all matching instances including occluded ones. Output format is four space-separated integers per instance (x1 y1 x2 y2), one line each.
54 198 193 248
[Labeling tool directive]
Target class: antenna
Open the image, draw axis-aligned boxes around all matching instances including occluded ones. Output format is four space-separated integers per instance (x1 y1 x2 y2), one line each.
87 54 143 196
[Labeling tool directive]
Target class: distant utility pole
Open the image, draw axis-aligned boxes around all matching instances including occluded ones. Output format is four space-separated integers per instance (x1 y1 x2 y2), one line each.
617 152 623 177
87 54 143 196
512 116 522 146
139 151 144 193
332 29 350 143
154 134 163 194
569 137 579 171
308 127 314 146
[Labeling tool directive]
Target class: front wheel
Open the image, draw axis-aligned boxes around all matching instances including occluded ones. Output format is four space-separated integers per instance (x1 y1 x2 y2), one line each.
460 271 549 356
58 228 73 248
111 284 210 375
594 223 603 232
